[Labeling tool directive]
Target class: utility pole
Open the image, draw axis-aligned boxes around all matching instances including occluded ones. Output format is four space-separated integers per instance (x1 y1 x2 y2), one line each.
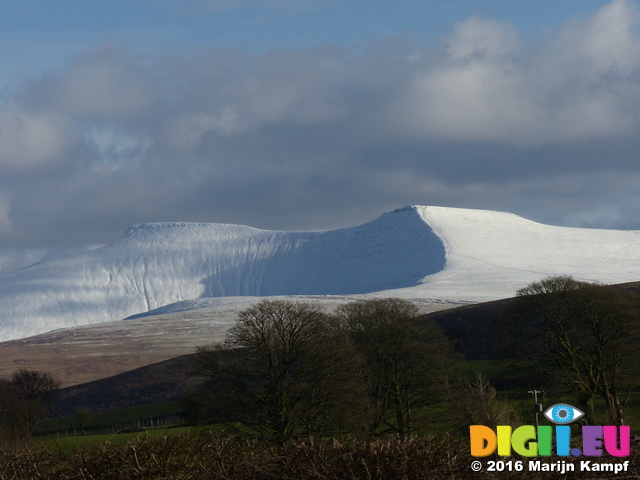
528 390 544 429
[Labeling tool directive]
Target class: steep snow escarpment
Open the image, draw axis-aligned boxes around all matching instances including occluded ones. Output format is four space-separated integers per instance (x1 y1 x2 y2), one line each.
2 205 640 342
0 207 445 341
386 206 640 302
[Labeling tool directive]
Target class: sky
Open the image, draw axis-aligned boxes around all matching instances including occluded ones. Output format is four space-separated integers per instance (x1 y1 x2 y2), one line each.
1 0 640 266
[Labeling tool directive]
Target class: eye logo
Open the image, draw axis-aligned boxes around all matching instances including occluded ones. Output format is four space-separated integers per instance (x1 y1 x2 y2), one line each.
543 403 584 424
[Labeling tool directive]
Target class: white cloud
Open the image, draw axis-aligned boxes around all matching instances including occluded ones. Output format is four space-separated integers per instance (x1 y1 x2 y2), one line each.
391 1 640 144
46 46 157 118
446 16 520 61
569 0 640 76
3 1 640 248
0 196 12 237
389 16 536 142
85 124 152 171
0 103 70 173
167 110 246 149
401 56 535 141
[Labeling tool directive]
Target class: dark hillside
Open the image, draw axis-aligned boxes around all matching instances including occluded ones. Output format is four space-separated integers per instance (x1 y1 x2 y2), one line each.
615 280 640 294
48 281 640 418
49 353 198 418
425 280 640 360
424 297 516 360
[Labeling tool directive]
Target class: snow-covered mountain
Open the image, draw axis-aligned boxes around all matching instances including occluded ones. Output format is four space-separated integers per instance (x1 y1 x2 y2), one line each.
1 205 639 341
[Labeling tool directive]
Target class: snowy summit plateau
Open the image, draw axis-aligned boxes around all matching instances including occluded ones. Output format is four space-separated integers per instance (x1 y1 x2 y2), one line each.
1 205 639 342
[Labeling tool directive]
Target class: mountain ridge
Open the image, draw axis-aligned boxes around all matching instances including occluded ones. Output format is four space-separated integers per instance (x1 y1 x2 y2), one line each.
0 205 639 342
0 206 444 340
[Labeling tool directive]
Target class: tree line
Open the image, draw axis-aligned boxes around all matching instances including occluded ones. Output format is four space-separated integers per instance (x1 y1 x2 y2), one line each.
494 276 640 426
188 298 459 443
3 275 639 446
0 368 60 443
189 278 640 441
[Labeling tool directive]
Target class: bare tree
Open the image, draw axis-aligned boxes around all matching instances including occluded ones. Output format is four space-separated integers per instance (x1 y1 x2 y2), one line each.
496 276 640 425
192 299 367 443
11 368 61 404
0 369 60 441
335 298 458 437
446 372 521 432
72 407 91 435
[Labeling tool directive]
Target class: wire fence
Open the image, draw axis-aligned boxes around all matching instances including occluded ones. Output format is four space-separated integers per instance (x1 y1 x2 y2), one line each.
33 413 186 440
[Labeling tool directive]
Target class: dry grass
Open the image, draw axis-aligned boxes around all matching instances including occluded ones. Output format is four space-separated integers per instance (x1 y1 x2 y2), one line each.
0 299 448 388
1 433 639 480
0 310 233 387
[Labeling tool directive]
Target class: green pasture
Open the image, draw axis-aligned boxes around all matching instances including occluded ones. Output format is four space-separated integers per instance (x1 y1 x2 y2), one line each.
35 401 186 437
34 357 640 449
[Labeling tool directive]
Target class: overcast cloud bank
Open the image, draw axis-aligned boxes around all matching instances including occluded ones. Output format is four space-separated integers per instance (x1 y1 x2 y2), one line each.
1 0 640 260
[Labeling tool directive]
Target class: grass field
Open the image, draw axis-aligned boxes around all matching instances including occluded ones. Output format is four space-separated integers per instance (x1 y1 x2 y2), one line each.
35 401 186 436
33 358 640 448
0 357 635 479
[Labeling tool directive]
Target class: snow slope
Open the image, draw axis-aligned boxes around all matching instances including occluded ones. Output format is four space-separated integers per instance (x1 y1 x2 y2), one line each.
386 206 640 302
0 206 444 340
1 205 639 341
